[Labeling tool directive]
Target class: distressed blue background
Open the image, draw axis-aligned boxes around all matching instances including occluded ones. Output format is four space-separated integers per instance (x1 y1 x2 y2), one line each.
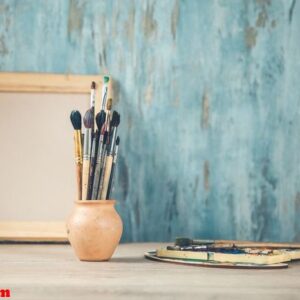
0 0 300 242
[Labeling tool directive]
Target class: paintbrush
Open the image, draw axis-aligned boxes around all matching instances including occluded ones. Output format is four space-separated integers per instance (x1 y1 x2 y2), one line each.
91 111 107 199
86 111 103 199
90 81 96 110
94 131 108 199
85 82 96 199
100 111 120 200
175 237 300 249
70 110 82 200
83 81 96 199
106 136 120 199
82 108 94 200
90 81 96 130
97 131 109 199
97 108 114 199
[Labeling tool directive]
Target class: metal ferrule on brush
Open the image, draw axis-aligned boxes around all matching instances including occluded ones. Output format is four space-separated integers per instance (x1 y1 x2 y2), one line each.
109 128 117 155
113 145 119 163
74 131 82 165
96 135 104 163
83 129 92 160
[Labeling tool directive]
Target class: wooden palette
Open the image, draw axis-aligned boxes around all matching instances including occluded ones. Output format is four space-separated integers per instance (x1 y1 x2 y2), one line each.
144 251 288 269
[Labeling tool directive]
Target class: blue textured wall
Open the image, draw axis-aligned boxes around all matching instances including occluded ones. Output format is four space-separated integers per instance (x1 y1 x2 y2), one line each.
1 0 300 242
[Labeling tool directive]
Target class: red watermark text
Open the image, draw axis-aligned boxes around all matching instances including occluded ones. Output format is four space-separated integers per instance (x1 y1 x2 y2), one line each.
0 289 10 298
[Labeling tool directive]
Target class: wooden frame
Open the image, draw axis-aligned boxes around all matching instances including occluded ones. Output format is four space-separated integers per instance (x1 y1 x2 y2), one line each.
0 222 67 242
0 72 104 93
0 72 113 242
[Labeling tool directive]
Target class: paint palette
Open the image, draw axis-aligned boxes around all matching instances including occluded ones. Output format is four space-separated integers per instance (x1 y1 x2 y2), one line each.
144 251 288 269
145 243 300 269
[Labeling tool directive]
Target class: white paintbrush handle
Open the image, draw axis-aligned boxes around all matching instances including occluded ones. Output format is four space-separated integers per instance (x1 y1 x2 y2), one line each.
100 155 113 200
82 160 90 200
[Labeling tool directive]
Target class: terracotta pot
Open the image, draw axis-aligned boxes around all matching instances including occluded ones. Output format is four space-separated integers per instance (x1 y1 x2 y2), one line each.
66 200 123 261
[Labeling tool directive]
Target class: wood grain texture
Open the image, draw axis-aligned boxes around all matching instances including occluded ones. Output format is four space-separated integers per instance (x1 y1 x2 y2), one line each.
0 222 67 242
1 243 300 299
0 72 103 93
0 1 299 242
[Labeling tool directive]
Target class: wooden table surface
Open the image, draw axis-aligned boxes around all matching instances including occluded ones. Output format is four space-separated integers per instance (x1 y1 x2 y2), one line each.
1 243 300 300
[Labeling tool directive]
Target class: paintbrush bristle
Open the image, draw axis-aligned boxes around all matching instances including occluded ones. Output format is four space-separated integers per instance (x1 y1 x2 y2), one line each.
175 237 193 247
96 110 106 131
91 81 96 89
111 111 118 126
70 110 82 130
83 108 94 129
116 113 120 127
104 76 109 84
116 136 120 145
106 98 112 111
111 111 120 127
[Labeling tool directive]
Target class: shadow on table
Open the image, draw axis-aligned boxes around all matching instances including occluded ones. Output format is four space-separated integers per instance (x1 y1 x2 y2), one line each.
111 257 148 263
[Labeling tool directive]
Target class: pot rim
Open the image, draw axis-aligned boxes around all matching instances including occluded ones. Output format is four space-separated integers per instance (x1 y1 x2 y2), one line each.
74 200 116 205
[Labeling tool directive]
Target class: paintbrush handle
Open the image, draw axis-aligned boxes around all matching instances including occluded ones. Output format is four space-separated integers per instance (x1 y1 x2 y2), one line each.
76 164 82 200
91 139 105 199
91 166 101 200
218 241 300 249
97 147 108 199
87 134 99 199
192 239 300 249
106 163 115 200
74 131 82 200
100 155 113 200
82 160 90 200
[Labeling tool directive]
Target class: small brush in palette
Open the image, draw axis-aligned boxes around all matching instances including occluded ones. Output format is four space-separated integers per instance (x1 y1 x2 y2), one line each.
70 77 120 200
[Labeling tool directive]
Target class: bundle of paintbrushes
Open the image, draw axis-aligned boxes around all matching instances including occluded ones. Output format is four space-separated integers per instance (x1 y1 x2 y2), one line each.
70 77 121 200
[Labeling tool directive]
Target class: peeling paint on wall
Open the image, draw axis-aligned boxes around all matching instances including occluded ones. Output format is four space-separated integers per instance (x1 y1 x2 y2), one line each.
67 0 84 36
201 90 209 129
245 26 258 48
143 1 157 39
289 0 296 23
171 0 179 40
0 36 8 55
124 7 135 48
204 161 210 191
256 10 268 27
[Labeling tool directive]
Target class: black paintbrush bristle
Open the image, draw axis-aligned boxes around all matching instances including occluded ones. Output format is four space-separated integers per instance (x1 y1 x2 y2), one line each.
70 110 82 130
91 81 96 89
116 113 120 127
96 110 106 131
111 111 118 126
116 136 120 145
111 111 120 127
83 108 94 129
